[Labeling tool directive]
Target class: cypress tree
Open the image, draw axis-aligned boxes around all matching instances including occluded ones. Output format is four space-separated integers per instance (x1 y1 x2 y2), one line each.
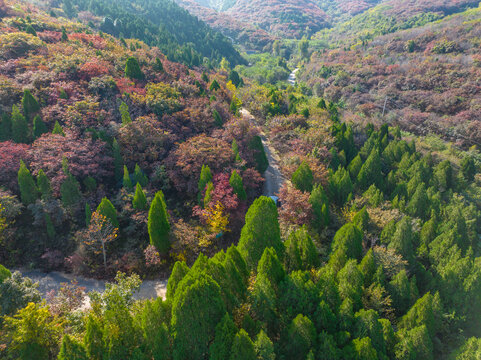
123 165 133 190
134 164 148 187
58 335 88 360
32 115 47 138
96 197 118 228
461 156 476 182
22 89 40 119
52 121 65 136
45 213 55 240
357 149 382 191
388 217 415 262
407 183 429 220
284 315 317 360
119 101 131 125
209 313 238 360
25 24 37 37
112 139 123 183
0 264 11 283
238 196 282 269
249 136 268 173
328 167 353 206
0 113 12 141
331 223 363 261
85 203 92 226
148 191 170 254
154 57 164 72
309 184 329 232
125 57 144 80
132 183 148 210
291 160 313 192
166 261 190 299
229 329 257 360
36 169 52 200
18 160 38 205
203 181 214 208
84 315 104 360
60 174 82 207
198 164 213 204
210 79 220 91
229 170 247 200
61 28 68 41
353 206 370 231
348 154 363 180
254 330 275 360
11 105 28 143
213 109 223 127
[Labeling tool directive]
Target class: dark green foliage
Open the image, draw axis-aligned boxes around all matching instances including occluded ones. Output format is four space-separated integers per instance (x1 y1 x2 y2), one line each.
60 174 82 207
45 213 55 240
61 28 68 41
328 167 353 206
172 272 225 360
395 325 433 360
0 112 12 140
125 56 144 80
309 184 329 232
284 227 319 272
357 149 382 191
461 156 476 181
134 164 148 187
337 260 364 308
83 176 97 193
238 196 282 269
229 170 246 200
32 115 47 138
140 299 171 360
209 313 237 360
84 315 104 360
133 183 148 210
25 24 37 37
11 105 28 143
119 101 132 125
112 138 123 182
155 57 164 72
230 329 256 360
96 197 118 228
59 88 69 100
148 191 170 254
249 136 269 173
257 247 285 287
291 160 313 192
213 109 223 127
58 335 88 360
123 165 133 190
22 89 40 119
348 154 362 180
350 337 379 360
52 121 65 136
36 169 51 200
354 309 386 356
399 292 442 340
198 164 213 204
406 183 429 219
388 217 415 262
331 223 363 261
353 206 370 231
284 314 316 360
254 330 275 360
85 203 92 226
18 160 38 205
389 270 418 316
167 261 189 299
210 80 220 91
433 160 453 191
228 70 242 88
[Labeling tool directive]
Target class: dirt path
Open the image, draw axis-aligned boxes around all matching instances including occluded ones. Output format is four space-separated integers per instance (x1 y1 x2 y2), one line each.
17 269 167 301
240 108 285 197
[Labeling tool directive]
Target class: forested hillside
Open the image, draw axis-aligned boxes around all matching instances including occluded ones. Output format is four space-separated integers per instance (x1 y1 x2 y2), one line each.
44 0 245 67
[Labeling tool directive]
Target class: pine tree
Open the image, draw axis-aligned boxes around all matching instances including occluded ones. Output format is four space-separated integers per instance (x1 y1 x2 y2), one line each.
11 105 28 143
357 149 382 191
284 315 316 360
52 121 65 136
210 79 220 91
254 330 275 360
132 183 148 210
229 329 257 360
209 313 238 360
353 206 370 231
388 217 415 262
407 183 429 220
32 115 47 139
58 335 88 360
134 164 148 187
348 154 363 180
198 164 213 204
328 167 353 206
61 28 68 41
112 139 123 183
331 223 363 260
84 315 104 360
123 165 133 190
18 160 38 205
36 169 52 200
154 57 164 72
166 261 190 299
291 160 313 192
22 89 40 119
119 101 131 125
125 57 144 80
96 197 118 228
238 196 282 269
309 184 329 232
60 174 82 207
229 170 247 200
0 113 12 141
148 191 170 254
25 25 37 37
213 109 223 127
461 156 476 182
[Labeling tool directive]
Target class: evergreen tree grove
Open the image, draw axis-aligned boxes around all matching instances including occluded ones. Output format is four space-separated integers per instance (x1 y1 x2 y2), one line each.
133 183 148 210
125 57 144 80
148 191 170 254
17 160 38 205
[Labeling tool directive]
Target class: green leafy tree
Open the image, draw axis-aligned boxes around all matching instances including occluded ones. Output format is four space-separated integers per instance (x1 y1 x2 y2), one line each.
285 226 319 272
148 191 170 254
249 136 269 173
32 115 47 139
123 165 133 190
209 313 237 360
399 292 442 340
395 325 433 360
389 269 418 316
45 213 55 240
0 264 11 284
96 197 118 228
407 183 429 219
348 154 363 180
351 337 378 360
133 183 148 210
125 57 144 80
22 89 40 119
238 196 282 269
11 105 28 143
52 121 65 136
337 260 364 308
257 247 285 288
58 335 88 360
25 24 37 37
140 299 172 360
119 101 132 125
154 57 164 72
291 161 313 192
229 170 246 200
18 160 38 205
388 217 415 262
213 109 223 127
230 329 256 360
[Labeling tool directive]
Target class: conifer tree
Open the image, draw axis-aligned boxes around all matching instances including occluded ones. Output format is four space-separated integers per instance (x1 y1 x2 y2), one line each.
125 57 144 80
407 183 429 220
112 139 123 183
331 223 363 261
249 136 268 173
388 217 415 262
52 121 65 136
45 213 55 240
209 313 238 360
291 160 313 192
132 183 148 210
119 101 131 125
0 113 12 141
230 329 257 360
60 174 82 207
254 330 275 360
229 170 247 200
166 261 189 299
134 164 148 187
328 166 353 206
96 197 118 228
85 203 92 226
284 315 316 360
61 27 68 41
238 196 282 269
18 160 38 205
198 164 213 204
84 315 104 360
25 24 37 37
348 154 363 180
148 191 170 254
309 184 329 232
357 149 382 190
11 105 28 143
353 206 370 231
210 79 220 91
36 169 52 200
461 156 476 182
213 109 223 127
203 181 214 208
22 89 40 119
32 115 47 139
154 57 164 72
123 165 133 190
58 335 88 360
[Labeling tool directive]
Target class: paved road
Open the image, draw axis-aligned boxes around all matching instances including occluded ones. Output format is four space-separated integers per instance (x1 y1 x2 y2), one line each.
17 269 167 301
240 109 286 197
